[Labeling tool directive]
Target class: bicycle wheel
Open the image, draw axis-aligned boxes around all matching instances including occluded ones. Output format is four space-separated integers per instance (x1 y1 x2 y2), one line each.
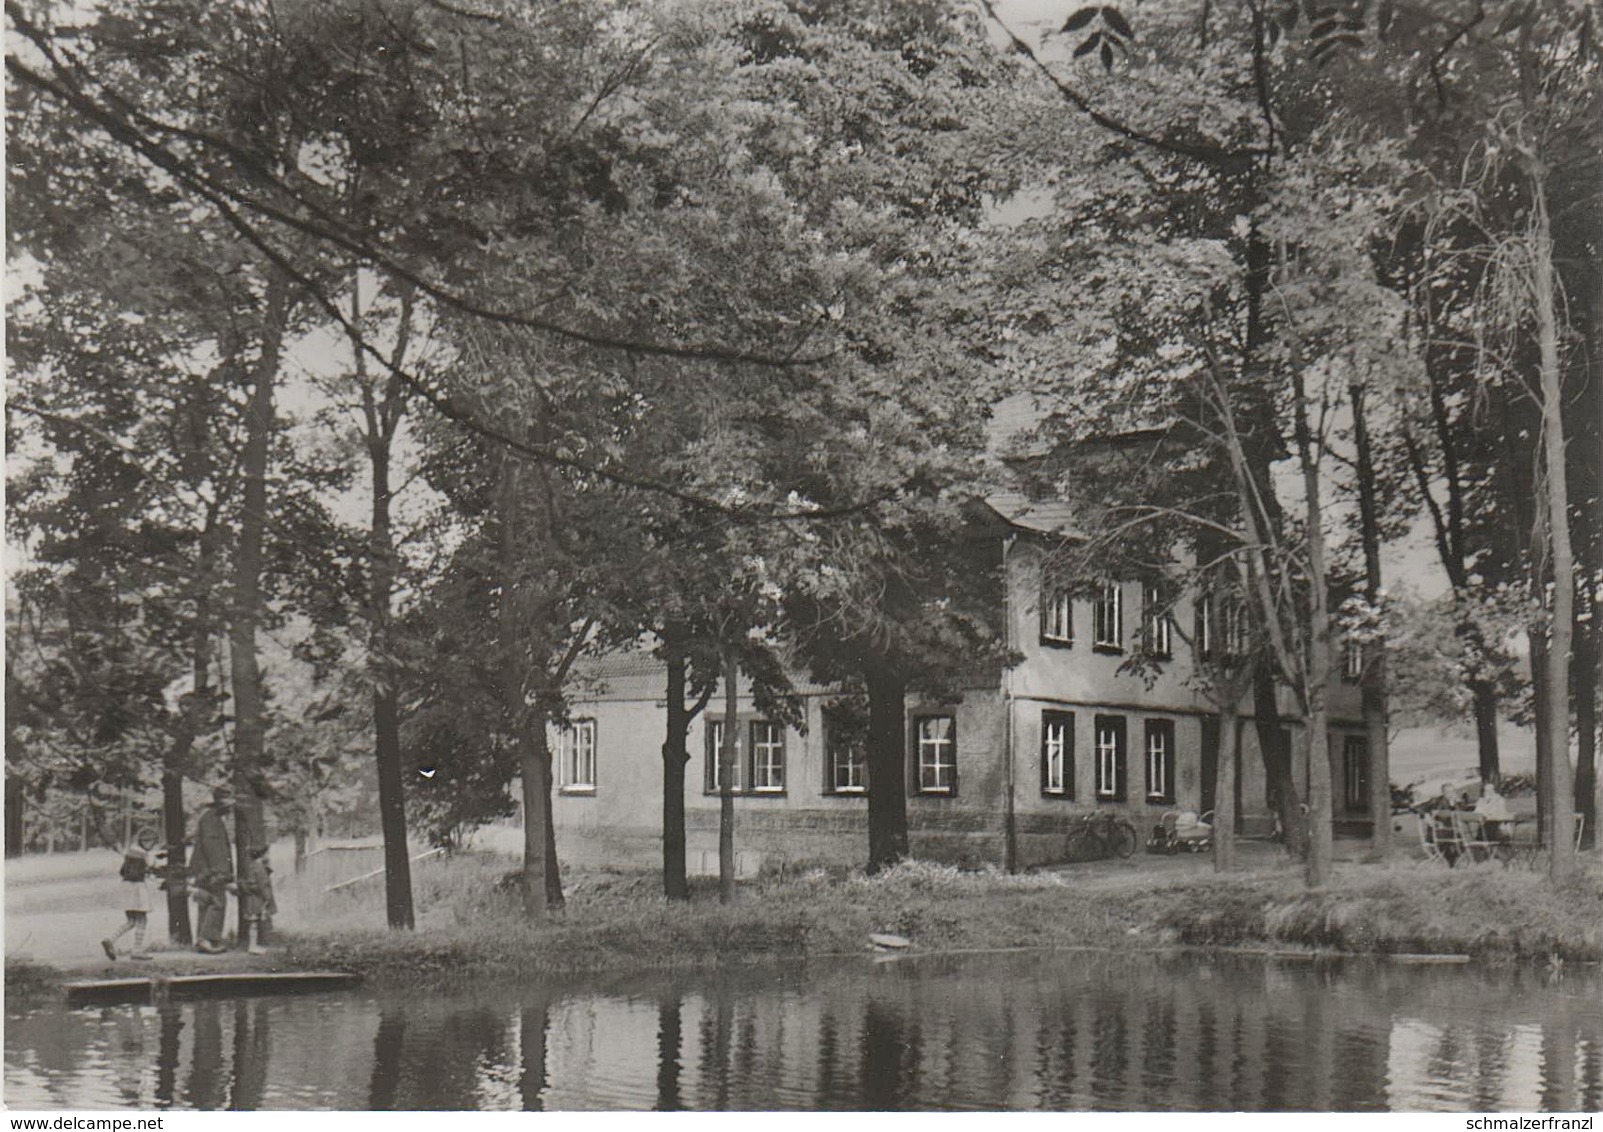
1112 821 1139 859
1064 827 1095 863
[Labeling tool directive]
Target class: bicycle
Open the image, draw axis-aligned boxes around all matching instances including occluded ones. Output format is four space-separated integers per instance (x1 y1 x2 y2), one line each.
1064 810 1139 862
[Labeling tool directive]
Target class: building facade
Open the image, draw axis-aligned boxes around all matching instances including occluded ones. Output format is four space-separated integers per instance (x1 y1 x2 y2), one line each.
547 499 1368 873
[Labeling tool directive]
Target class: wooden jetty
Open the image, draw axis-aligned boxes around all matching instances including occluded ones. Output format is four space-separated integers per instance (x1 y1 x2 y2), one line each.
65 971 362 1007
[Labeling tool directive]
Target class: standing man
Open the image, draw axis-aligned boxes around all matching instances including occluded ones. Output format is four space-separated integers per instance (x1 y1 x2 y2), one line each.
191 784 236 953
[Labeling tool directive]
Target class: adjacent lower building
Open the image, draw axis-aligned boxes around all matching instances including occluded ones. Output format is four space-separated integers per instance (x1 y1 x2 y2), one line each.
547 496 1368 873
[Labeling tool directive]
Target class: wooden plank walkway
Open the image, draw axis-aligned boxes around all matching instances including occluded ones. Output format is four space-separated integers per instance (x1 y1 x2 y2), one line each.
64 970 361 1006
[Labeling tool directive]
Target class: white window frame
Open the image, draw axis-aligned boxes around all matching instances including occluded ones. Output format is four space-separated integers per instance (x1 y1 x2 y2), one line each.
1041 583 1073 645
557 719 597 794
1221 601 1248 658
1042 714 1071 796
1197 593 1214 659
1342 640 1364 682
706 719 745 793
828 720 867 794
750 721 785 793
1144 583 1172 658
1145 721 1172 803
916 715 956 795
1093 580 1123 650
1094 717 1124 800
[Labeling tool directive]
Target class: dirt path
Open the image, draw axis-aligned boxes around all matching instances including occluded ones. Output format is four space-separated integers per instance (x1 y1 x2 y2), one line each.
6 845 307 976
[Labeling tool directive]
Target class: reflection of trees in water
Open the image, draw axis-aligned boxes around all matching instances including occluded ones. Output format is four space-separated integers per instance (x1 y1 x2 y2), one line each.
4 955 1601 1111
367 1010 404 1110
519 999 549 1112
154 1005 183 1108
859 1000 918 1110
229 1000 270 1110
654 998 682 1112
183 1002 224 1110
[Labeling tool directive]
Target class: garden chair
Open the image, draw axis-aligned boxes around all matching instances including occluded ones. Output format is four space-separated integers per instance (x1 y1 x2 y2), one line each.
1430 811 1465 866
1451 811 1498 864
1417 813 1447 864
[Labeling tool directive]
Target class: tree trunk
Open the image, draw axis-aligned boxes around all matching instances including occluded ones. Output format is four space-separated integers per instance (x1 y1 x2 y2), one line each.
864 658 909 872
661 633 690 901
496 456 561 918
542 750 563 909
1350 383 1392 859
1213 705 1239 873
1253 666 1305 856
1532 181 1577 880
4 780 22 858
1575 622 1598 851
1292 363 1333 888
718 647 738 905
1471 681 1502 784
369 435 413 930
161 764 193 945
517 720 554 918
353 277 415 929
229 277 291 936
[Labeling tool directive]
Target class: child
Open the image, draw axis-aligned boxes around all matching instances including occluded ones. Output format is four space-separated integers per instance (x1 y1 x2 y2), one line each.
238 846 276 955
102 846 153 961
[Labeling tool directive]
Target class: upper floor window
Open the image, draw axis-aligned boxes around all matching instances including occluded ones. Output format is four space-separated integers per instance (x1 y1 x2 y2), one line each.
824 706 867 795
1041 711 1074 798
1040 577 1073 646
1341 640 1364 683
1142 583 1172 659
1198 593 1249 662
1093 581 1123 652
1144 719 1175 804
557 719 597 794
915 715 956 795
1094 715 1126 801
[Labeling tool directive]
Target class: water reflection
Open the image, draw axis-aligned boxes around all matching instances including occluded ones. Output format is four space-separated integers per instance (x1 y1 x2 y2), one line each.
6 953 1600 1112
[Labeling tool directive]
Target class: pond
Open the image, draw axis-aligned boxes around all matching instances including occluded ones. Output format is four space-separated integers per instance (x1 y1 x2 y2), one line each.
6 951 1600 1111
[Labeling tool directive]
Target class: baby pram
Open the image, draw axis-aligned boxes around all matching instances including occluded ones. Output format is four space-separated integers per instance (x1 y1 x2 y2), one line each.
1146 810 1214 854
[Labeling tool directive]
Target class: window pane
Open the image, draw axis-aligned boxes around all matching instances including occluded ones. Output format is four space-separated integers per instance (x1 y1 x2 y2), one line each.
752 721 784 791
708 720 743 791
1042 713 1072 795
918 716 955 793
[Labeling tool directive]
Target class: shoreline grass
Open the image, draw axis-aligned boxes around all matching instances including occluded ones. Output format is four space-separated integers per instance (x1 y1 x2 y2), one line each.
274 853 1603 988
11 853 1597 1000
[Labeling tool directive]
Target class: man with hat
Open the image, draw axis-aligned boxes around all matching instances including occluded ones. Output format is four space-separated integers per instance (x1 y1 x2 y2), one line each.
190 784 237 953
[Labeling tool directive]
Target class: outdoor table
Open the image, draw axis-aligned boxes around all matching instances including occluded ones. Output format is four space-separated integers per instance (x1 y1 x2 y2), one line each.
1480 815 1541 866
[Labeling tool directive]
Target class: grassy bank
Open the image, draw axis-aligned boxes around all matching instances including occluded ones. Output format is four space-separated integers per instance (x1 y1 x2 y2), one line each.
275 853 1603 987
10 854 1594 998
5 958 66 1006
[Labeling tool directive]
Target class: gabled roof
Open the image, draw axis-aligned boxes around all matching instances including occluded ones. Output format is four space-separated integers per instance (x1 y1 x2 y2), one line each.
568 646 838 703
983 491 1082 538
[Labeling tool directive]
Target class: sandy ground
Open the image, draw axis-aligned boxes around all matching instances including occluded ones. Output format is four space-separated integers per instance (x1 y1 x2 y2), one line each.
4 840 341 976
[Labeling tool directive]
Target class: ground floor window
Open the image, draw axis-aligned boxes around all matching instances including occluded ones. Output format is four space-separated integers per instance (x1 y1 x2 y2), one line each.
1343 734 1369 814
705 720 745 793
824 706 867 794
1042 711 1075 798
915 715 956 795
1094 715 1126 801
1144 719 1175 804
557 719 597 793
751 721 785 793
